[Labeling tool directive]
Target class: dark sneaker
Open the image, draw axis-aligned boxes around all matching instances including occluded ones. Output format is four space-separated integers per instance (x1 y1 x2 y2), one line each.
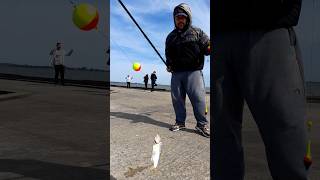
195 125 210 138
170 123 185 132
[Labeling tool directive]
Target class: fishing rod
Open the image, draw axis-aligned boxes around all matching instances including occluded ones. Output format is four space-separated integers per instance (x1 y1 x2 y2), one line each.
117 0 167 66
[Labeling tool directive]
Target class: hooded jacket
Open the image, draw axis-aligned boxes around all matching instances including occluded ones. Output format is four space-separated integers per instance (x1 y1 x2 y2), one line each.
165 3 210 72
212 0 302 34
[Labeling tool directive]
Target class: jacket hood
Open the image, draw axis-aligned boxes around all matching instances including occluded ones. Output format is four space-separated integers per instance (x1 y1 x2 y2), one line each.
173 3 192 31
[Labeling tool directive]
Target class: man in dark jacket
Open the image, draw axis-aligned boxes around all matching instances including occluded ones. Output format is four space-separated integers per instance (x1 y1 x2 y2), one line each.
166 3 210 137
150 71 157 91
212 0 308 179
144 74 149 89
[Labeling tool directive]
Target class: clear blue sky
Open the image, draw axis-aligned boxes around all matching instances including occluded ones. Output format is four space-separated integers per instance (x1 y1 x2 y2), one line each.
110 0 210 86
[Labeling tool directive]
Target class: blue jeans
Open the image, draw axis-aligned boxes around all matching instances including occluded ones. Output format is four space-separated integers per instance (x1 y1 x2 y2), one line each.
171 70 208 126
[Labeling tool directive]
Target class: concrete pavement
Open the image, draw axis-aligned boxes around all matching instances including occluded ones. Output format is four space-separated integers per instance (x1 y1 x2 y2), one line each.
110 86 320 180
0 79 108 180
110 87 211 180
0 79 319 179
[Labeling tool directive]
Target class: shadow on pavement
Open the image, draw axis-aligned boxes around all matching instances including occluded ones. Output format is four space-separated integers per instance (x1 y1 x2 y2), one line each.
0 159 108 180
110 111 196 134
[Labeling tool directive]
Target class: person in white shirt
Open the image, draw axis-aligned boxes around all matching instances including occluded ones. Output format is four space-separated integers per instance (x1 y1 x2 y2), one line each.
125 75 133 88
49 42 73 85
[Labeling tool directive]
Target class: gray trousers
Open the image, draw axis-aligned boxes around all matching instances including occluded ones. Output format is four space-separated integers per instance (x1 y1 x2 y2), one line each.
171 70 208 126
211 28 308 180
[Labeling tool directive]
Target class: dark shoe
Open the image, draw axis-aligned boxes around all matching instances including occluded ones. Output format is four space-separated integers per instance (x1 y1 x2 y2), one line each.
170 123 185 132
195 125 210 138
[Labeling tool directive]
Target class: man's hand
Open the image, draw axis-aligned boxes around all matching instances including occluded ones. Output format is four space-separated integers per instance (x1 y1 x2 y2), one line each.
166 66 173 72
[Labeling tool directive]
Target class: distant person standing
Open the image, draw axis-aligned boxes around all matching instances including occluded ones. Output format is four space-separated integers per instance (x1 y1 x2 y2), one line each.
106 48 110 66
143 74 149 89
150 71 157 91
50 42 73 85
125 75 133 88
